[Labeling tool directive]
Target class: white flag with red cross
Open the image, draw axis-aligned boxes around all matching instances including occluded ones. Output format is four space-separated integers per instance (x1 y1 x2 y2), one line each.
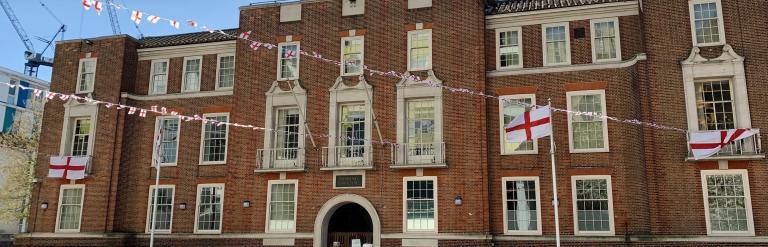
130 10 142 25
505 105 552 142
48 156 90 180
689 129 756 160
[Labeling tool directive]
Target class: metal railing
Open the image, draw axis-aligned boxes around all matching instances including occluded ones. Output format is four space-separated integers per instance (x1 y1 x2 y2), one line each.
687 129 763 160
391 142 446 167
256 148 304 171
322 145 372 169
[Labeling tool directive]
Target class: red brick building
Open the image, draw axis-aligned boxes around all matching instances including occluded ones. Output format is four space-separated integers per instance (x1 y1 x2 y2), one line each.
14 0 768 246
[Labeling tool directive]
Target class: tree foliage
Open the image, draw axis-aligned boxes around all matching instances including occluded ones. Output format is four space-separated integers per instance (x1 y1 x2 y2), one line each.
0 99 43 224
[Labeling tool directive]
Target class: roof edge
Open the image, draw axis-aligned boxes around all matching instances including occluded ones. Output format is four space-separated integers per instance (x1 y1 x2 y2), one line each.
239 0 330 10
56 34 139 45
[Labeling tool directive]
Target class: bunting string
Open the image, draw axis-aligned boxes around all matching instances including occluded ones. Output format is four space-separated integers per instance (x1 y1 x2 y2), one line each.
77 1 686 133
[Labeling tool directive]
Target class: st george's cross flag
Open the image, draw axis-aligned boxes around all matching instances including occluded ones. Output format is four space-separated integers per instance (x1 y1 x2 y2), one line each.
48 156 90 180
506 105 553 142
689 129 756 160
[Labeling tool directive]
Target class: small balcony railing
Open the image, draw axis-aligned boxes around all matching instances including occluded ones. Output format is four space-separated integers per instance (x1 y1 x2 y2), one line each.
687 129 764 160
390 142 446 168
256 148 305 172
322 145 373 170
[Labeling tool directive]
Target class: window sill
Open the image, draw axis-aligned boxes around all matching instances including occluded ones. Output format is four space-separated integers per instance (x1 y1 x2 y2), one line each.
500 151 538 155
694 42 726 47
574 232 615 236
569 148 610 154
503 231 543 236
214 87 234 92
707 232 756 237
193 231 222 235
199 162 226 166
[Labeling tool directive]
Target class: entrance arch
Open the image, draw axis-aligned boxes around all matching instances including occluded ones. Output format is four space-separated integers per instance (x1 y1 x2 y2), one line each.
314 194 380 247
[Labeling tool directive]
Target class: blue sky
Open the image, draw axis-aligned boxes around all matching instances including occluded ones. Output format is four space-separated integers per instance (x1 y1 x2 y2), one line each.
1 0 274 81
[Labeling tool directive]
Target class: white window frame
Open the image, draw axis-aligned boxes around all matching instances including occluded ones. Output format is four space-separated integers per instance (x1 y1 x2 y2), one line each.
76 58 97 94
153 116 181 166
69 117 92 157
496 27 524 70
340 36 365 76
145 185 175 234
499 94 538 155
571 175 615 236
688 0 726 47
277 42 301 81
181 56 203 93
541 22 571 66
265 179 299 233
149 59 169 95
407 29 433 71
402 176 438 233
590 17 622 63
502 176 542 235
700 169 755 236
566 90 610 153
215 53 236 91
199 113 229 165
55 184 86 233
59 101 98 157
193 183 225 234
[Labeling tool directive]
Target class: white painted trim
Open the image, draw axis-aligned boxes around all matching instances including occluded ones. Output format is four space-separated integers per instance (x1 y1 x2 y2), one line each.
489 53 646 76
700 169 755 237
396 71 444 166
193 183 225 234
499 94 538 155
590 17 622 63
571 175 615 236
688 0 726 47
152 116 181 166
181 56 203 93
402 176 438 234
59 100 98 156
149 59 170 95
266 179 299 233
138 41 236 61
263 81 307 169
199 112 229 165
681 45 750 130
121 90 233 101
332 170 366 189
566 90 610 153
55 184 85 233
486 1 639 28
215 53 236 91
495 27 524 70
542 22 571 66
313 194 382 247
277 42 301 81
327 76 373 168
501 177 543 235
75 58 97 94
407 29 433 72
145 185 176 234
340 36 364 76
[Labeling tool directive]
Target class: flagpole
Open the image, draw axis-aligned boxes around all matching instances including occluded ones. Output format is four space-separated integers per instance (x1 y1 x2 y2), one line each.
548 99 561 247
149 127 163 247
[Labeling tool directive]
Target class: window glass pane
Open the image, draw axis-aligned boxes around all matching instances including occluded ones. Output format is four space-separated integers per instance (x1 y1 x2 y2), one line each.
499 31 520 67
705 174 749 232
184 59 201 91
696 80 734 130
269 183 296 231
502 97 534 152
218 56 235 88
275 108 300 161
339 104 366 157
280 44 299 79
407 100 435 157
71 118 91 156
593 21 617 60
575 179 611 232
343 38 363 74
409 32 431 70
151 61 168 94
570 94 605 150
545 26 567 64
79 60 96 92
148 187 174 231
7 80 17 104
202 115 228 162
58 187 83 230
196 186 223 231
693 2 721 44
406 180 435 231
159 118 179 163
506 180 538 231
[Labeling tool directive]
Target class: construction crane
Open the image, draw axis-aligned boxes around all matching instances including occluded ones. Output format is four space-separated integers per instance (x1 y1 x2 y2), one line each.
105 0 121 34
0 0 65 77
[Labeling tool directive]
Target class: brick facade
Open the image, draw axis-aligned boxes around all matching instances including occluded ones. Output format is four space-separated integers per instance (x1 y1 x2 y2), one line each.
15 0 768 246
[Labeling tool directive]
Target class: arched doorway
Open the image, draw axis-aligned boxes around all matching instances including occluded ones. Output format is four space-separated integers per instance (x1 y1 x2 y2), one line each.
314 194 380 247
327 203 372 247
